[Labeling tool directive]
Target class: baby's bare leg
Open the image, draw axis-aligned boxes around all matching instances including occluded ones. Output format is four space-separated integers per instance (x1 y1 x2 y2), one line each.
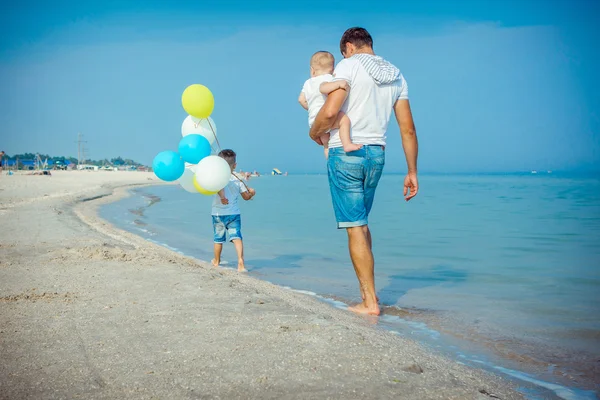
320 132 330 159
334 112 361 152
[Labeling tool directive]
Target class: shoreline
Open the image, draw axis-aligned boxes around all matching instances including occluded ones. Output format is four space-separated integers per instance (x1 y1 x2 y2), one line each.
1 172 523 399
103 183 600 399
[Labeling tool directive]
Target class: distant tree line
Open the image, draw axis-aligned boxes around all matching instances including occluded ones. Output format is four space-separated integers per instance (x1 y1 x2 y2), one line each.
1 153 144 167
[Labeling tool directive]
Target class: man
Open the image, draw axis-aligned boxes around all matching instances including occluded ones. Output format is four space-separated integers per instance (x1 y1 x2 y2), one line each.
309 27 419 316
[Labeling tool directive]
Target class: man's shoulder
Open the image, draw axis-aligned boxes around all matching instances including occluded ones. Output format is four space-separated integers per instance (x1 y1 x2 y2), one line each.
335 57 360 70
333 58 360 81
339 56 361 65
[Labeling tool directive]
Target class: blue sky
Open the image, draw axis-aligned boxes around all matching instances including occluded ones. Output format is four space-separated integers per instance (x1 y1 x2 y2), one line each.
1 0 598 173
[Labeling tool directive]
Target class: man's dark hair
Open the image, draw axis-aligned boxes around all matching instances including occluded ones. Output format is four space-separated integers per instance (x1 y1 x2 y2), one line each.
218 149 236 167
340 27 373 55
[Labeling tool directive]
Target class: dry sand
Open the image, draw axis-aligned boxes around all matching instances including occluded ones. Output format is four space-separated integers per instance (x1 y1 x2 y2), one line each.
0 170 523 399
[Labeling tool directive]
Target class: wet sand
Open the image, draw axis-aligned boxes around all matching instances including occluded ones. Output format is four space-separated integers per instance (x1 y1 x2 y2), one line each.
0 171 522 399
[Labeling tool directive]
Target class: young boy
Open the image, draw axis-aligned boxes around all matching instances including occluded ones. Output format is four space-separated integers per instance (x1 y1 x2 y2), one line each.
211 149 256 272
298 51 362 157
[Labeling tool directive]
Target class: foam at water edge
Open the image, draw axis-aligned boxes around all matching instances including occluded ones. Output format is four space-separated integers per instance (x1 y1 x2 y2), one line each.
146 238 185 255
469 360 597 400
134 227 156 236
284 287 349 310
380 314 441 340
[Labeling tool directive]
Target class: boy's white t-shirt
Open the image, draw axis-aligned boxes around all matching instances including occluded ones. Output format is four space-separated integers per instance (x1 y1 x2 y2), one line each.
211 175 248 216
328 57 408 148
301 73 334 127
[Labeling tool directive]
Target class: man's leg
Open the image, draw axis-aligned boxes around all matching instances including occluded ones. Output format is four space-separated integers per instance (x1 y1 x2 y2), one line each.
347 225 380 315
326 147 380 315
359 226 380 303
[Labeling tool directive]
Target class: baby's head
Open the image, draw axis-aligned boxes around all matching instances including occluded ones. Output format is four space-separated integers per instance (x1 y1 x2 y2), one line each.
218 149 237 172
310 51 334 77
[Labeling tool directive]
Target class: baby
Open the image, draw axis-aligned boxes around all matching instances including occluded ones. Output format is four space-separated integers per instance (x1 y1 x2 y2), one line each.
298 51 362 156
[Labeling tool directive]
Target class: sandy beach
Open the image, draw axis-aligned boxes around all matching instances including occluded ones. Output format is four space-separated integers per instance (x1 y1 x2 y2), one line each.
0 170 522 399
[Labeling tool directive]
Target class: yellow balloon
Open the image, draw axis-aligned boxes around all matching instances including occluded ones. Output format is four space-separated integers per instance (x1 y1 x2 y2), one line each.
182 84 214 118
193 174 218 195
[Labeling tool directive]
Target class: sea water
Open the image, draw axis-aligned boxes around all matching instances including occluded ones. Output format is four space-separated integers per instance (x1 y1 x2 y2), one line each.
99 173 600 398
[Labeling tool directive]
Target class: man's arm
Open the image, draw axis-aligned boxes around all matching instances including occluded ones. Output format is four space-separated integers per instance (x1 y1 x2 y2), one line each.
393 99 419 200
309 88 348 141
320 80 349 95
394 99 418 173
298 92 308 110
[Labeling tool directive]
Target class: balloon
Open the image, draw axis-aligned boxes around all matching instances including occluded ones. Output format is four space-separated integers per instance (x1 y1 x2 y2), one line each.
181 116 217 146
194 155 231 192
178 134 211 164
152 151 184 182
193 175 218 195
182 84 214 118
178 167 200 193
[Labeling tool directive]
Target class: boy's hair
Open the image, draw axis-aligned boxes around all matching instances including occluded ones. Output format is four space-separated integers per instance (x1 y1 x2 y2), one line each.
340 27 373 55
218 149 236 167
310 51 335 72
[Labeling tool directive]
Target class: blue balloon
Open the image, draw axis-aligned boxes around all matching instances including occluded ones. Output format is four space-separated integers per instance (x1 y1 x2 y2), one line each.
178 134 212 164
152 151 185 182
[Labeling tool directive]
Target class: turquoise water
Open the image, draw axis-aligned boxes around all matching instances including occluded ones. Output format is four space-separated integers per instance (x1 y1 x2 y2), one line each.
100 173 600 398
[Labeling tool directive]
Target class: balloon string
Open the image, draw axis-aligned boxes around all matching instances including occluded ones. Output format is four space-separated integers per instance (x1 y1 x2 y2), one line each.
203 117 251 194
206 118 223 154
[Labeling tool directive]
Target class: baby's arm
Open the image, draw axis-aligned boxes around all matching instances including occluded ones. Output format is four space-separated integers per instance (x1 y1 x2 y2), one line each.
298 92 308 110
320 80 349 95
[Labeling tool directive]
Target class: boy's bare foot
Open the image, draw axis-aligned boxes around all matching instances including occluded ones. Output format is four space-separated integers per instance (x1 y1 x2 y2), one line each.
211 259 220 267
343 143 363 153
348 302 380 316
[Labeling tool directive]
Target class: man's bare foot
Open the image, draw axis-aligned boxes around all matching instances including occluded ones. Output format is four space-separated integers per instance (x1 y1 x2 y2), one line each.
211 259 220 267
343 143 363 153
348 302 380 316
237 261 247 272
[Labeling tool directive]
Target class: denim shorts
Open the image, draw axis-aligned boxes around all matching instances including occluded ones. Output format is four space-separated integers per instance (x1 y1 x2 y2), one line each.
327 145 385 229
212 214 242 243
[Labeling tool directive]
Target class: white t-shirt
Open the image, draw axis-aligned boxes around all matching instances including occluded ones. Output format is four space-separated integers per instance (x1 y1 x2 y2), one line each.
328 56 408 148
301 73 334 127
211 175 248 216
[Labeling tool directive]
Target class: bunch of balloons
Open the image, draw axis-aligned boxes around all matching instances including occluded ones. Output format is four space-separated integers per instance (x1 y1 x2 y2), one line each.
152 84 232 195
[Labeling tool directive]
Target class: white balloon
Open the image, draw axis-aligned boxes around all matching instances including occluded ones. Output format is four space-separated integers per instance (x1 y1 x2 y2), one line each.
194 155 231 192
181 115 217 146
177 167 199 193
